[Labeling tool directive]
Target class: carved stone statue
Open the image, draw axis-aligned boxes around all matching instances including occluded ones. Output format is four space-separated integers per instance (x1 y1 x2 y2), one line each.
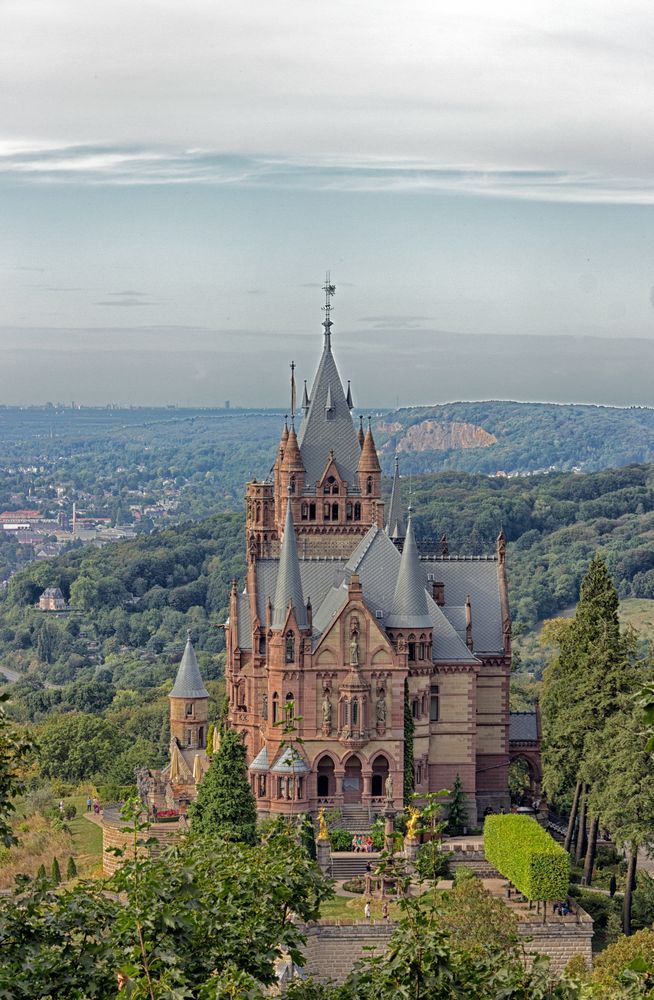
385 773 394 802
376 692 386 725
317 808 329 841
261 693 268 721
349 634 359 666
322 693 332 727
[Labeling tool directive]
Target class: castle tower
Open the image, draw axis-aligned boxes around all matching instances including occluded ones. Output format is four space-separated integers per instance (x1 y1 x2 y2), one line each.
169 632 209 750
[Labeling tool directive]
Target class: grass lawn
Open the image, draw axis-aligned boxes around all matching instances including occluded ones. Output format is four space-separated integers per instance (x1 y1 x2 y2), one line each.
319 894 400 922
64 794 103 873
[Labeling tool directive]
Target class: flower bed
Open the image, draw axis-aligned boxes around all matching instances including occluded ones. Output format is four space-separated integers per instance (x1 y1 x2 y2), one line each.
153 810 179 823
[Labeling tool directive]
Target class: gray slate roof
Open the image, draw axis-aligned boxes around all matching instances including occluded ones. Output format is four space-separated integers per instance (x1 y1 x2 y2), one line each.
386 457 405 539
270 746 311 774
386 517 432 629
420 557 504 653
509 712 539 743
169 636 208 699
249 746 270 771
272 499 308 630
297 334 361 488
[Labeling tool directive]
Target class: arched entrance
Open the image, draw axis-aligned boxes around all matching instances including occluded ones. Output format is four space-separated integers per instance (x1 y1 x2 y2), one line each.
343 755 362 803
371 754 389 798
316 755 335 798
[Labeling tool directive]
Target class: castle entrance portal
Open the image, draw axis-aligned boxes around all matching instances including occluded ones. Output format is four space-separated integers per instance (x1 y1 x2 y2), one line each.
343 756 362 803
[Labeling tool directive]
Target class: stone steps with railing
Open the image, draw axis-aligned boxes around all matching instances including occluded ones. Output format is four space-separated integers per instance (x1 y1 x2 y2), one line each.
330 853 382 880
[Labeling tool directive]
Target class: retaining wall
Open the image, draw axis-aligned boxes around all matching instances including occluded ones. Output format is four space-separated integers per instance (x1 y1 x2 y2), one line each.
101 811 183 875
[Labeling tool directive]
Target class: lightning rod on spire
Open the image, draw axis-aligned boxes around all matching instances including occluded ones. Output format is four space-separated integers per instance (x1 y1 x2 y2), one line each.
322 271 336 345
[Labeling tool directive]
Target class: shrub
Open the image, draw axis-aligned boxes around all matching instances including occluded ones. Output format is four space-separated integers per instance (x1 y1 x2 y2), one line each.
329 827 353 852
484 814 569 900
66 856 77 879
453 865 476 886
592 927 654 987
64 804 77 820
568 887 618 930
342 877 365 894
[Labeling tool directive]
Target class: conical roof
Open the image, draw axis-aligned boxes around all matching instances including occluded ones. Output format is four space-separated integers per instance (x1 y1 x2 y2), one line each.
385 516 432 629
272 498 307 630
386 456 405 539
297 331 361 487
169 633 209 699
358 423 381 473
282 427 304 471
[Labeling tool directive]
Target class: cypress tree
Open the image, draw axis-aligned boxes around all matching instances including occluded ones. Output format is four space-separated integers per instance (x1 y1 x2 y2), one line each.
403 679 414 806
51 857 61 884
188 728 257 844
66 855 77 879
36 863 47 881
447 774 468 835
206 722 215 757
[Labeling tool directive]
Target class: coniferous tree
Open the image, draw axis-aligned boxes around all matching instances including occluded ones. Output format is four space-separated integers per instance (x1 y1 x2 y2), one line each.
36 863 47 881
403 680 414 807
188 728 257 844
447 773 468 835
66 855 77 879
51 857 61 884
206 722 215 757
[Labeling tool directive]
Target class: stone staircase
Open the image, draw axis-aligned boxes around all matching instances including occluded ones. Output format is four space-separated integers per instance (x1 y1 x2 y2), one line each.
339 806 372 832
330 853 381 880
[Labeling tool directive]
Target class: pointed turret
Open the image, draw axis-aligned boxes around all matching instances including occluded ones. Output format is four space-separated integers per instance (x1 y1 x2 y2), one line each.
272 496 307 630
386 455 405 541
357 419 381 473
170 632 209 699
386 515 431 629
282 426 304 472
357 415 365 448
346 380 353 410
302 380 310 417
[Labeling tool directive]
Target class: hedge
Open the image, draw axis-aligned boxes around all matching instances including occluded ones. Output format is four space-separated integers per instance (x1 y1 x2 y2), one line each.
484 814 569 901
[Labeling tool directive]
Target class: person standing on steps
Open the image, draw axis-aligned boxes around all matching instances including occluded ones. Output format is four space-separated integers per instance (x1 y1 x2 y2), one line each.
364 900 371 921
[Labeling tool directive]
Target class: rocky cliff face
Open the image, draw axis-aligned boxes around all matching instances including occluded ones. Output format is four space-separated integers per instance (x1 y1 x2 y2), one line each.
390 419 497 452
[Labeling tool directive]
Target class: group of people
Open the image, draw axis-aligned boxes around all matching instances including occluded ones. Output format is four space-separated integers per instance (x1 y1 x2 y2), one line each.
351 834 374 852
86 797 101 815
363 900 390 921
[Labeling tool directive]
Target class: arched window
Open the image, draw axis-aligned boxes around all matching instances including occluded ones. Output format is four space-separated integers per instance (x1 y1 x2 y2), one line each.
346 502 353 521
285 633 295 663
272 692 279 725
301 502 309 521
366 475 373 495
352 700 358 726
340 699 349 727
309 502 316 520
412 698 419 719
331 502 339 521
323 502 331 521
285 692 294 718
354 502 361 521
289 475 296 494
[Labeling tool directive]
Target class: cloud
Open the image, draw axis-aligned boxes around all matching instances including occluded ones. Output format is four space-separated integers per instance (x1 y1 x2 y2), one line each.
359 315 432 328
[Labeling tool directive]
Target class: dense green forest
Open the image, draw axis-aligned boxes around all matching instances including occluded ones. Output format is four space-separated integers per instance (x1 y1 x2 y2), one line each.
376 400 654 475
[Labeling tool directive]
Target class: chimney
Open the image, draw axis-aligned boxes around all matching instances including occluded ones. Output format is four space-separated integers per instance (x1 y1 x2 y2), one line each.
432 581 445 606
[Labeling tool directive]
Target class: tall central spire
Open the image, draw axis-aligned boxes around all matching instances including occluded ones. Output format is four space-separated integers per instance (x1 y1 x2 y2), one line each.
322 271 336 348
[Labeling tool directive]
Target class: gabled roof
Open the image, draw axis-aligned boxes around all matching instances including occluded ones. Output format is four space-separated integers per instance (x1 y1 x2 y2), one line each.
272 499 308 630
297 333 361 488
385 516 432 629
169 634 208 699
386 456 405 539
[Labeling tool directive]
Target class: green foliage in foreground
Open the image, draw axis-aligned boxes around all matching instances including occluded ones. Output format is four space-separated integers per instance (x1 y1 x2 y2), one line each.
484 814 570 901
0 691 31 847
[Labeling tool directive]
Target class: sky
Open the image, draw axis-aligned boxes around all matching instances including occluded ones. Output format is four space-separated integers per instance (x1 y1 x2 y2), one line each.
2 0 654 406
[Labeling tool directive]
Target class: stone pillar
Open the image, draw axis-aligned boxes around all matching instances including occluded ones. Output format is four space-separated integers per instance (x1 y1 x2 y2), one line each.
404 836 419 870
384 808 395 853
316 838 331 875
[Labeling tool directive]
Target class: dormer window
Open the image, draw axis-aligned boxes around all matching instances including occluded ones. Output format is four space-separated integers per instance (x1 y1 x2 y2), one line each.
323 475 339 495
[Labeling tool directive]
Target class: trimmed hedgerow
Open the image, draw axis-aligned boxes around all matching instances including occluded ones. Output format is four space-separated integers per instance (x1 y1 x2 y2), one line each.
484 814 569 901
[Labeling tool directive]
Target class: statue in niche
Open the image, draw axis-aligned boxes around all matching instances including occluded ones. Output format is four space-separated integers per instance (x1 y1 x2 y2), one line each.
261 693 268 720
321 691 332 728
376 691 386 726
385 773 394 803
349 618 360 667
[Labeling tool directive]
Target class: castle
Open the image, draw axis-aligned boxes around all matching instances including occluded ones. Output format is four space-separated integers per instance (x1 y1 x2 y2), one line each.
219 279 517 824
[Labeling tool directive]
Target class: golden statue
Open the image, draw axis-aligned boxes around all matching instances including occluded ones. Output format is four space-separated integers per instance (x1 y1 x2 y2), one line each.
317 808 329 841
406 806 420 840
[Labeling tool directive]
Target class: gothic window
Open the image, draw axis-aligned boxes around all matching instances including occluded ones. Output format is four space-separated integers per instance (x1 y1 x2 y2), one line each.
340 700 349 727
186 703 194 716
412 698 419 719
418 643 425 660
408 641 416 662
323 502 331 521
272 692 279 725
324 475 338 495
331 502 339 521
301 502 309 521
309 502 316 520
352 700 358 726
415 763 422 785
297 775 304 799
354 502 361 521
277 776 283 798
289 475 296 494
258 634 266 656
285 692 294 718
256 502 261 522
346 502 353 521
366 475 373 495
430 685 440 722
258 774 266 797
285 633 295 663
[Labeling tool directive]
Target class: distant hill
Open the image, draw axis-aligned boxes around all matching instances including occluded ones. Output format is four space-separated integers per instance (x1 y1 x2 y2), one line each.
374 401 654 475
